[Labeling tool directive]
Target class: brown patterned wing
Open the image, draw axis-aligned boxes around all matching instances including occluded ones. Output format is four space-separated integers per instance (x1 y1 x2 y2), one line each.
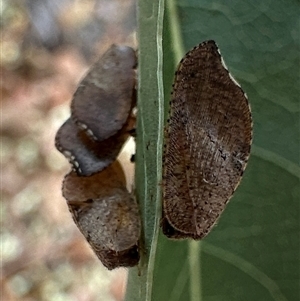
162 40 252 239
71 45 136 141
55 114 135 176
62 161 140 269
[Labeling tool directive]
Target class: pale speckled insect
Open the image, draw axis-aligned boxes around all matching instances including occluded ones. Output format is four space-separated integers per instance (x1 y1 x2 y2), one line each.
162 40 252 240
63 161 140 270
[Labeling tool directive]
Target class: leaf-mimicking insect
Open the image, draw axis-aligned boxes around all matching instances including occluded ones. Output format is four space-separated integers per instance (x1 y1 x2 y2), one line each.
55 45 140 269
55 45 137 176
71 45 137 142
162 40 253 240
55 114 135 176
63 161 140 270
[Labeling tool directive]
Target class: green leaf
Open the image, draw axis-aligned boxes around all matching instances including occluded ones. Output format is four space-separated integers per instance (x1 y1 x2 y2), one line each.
127 0 300 300
125 1 165 300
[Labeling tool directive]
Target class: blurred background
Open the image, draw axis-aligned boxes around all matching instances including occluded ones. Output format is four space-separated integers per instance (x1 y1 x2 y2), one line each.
1 0 136 300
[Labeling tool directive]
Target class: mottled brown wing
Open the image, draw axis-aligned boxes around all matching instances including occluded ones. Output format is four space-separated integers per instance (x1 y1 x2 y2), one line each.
55 114 134 176
62 161 140 269
162 40 252 239
97 246 140 270
71 45 136 141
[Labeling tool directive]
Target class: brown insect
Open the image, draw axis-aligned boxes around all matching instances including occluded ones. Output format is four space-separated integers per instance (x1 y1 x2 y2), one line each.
71 45 137 142
55 114 135 176
55 45 136 176
162 40 252 239
55 45 140 269
63 161 140 270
